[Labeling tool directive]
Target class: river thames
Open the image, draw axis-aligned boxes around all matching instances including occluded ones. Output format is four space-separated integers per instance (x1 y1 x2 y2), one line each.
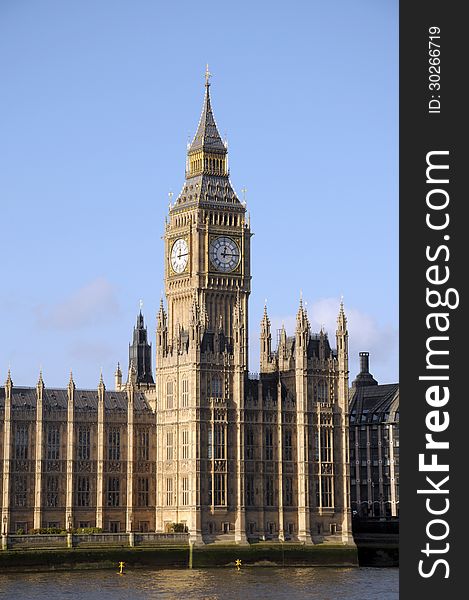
0 567 398 599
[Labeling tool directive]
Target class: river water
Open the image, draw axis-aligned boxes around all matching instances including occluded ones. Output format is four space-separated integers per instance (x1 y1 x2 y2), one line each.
0 567 398 599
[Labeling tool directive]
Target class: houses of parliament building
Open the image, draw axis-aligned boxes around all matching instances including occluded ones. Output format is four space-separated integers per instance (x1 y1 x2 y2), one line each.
0 73 354 545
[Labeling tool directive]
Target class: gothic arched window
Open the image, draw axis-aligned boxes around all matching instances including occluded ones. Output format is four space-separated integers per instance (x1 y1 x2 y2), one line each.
166 380 174 409
211 375 222 398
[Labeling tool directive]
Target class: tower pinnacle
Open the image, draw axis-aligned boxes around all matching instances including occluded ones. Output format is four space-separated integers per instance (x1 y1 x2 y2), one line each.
205 63 211 87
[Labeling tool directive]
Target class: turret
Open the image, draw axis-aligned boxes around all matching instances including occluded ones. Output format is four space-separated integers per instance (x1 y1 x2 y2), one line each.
128 309 154 386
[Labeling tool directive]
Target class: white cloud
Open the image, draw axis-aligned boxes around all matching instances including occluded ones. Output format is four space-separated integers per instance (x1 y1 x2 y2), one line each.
35 277 119 330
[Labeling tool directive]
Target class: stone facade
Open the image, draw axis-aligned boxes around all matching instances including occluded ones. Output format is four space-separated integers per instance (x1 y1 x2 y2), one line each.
1 75 353 545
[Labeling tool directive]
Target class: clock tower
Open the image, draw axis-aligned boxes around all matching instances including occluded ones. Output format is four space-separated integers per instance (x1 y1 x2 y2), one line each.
163 67 250 347
155 68 251 542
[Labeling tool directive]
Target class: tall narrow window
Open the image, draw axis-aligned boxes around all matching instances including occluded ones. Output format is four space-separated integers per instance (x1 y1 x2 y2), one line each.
107 477 120 507
13 475 27 507
76 476 90 507
318 380 328 403
211 375 222 398
321 475 334 508
166 431 173 460
246 474 255 506
137 477 149 507
265 475 274 506
283 428 292 461
166 478 173 506
214 423 225 460
264 427 273 461
166 380 174 409
313 429 320 461
207 428 213 460
182 476 190 506
245 427 254 459
214 473 226 506
182 429 190 459
46 476 59 507
181 379 189 408
137 428 150 461
77 426 91 460
47 425 60 460
320 427 333 463
14 424 28 460
284 477 293 506
108 427 121 461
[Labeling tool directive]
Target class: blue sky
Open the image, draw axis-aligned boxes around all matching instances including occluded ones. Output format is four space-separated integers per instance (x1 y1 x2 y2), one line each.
0 0 398 389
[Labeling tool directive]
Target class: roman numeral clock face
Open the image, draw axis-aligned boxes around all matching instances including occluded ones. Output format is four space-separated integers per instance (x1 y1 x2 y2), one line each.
209 236 240 272
170 238 189 274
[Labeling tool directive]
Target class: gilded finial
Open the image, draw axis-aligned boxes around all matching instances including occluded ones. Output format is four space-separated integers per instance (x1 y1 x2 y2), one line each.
205 63 212 87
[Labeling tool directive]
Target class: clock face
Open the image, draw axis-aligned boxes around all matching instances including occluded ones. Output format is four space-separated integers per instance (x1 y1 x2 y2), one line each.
209 236 240 272
170 238 189 274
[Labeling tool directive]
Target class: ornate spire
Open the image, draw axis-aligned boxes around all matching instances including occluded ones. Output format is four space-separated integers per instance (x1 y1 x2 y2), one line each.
5 368 13 387
296 294 309 332
189 66 226 155
36 370 45 391
98 369 105 390
176 69 241 205
336 298 347 333
68 370 75 391
261 300 271 331
157 296 166 325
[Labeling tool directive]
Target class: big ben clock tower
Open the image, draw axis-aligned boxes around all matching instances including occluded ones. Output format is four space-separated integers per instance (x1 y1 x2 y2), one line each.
163 66 250 346
155 67 251 543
